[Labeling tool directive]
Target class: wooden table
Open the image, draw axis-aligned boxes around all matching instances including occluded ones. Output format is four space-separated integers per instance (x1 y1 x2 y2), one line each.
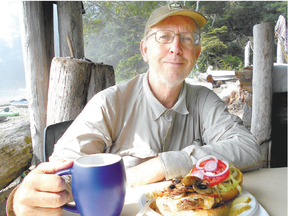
63 167 287 216
242 167 287 216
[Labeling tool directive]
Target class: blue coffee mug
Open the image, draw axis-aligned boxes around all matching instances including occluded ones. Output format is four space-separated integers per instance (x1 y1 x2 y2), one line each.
56 154 126 216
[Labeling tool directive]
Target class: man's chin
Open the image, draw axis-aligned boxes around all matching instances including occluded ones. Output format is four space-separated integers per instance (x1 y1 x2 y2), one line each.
149 68 190 87
159 76 186 88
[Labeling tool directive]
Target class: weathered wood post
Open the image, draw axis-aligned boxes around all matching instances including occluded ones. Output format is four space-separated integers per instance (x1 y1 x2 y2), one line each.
47 57 93 125
57 1 84 58
244 41 252 67
87 64 116 101
251 22 274 168
47 58 115 125
19 1 54 165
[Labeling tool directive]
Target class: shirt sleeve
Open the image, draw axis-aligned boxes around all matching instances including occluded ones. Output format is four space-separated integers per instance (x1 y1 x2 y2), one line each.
159 87 262 180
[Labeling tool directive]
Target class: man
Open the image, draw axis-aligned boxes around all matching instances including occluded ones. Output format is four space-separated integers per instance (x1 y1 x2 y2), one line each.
7 3 261 216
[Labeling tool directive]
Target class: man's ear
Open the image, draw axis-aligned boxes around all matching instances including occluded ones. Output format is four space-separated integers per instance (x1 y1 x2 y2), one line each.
140 40 149 63
195 44 201 60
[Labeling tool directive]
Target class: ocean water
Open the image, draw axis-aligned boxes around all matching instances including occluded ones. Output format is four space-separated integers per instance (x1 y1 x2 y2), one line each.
0 88 27 103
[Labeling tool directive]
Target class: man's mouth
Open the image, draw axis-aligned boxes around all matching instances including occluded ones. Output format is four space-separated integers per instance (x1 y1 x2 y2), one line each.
166 62 184 66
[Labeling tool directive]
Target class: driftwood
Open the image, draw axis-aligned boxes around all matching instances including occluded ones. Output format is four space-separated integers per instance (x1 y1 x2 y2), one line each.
0 120 32 190
47 57 115 125
251 22 274 168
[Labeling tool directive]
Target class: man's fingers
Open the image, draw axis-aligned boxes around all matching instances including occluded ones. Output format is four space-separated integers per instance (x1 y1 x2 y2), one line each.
27 173 68 192
15 204 64 216
17 187 70 208
36 190 70 208
13 161 74 216
37 160 74 175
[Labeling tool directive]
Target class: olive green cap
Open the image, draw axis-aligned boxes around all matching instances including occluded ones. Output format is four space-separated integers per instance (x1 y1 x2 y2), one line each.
144 2 207 36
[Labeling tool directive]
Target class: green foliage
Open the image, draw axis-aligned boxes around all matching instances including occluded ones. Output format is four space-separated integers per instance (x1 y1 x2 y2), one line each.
83 1 164 82
83 1 287 83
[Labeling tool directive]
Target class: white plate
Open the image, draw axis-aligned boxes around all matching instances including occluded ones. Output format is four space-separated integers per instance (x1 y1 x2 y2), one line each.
139 184 264 216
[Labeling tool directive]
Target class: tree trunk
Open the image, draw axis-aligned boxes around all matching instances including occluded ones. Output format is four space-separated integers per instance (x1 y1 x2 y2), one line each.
57 1 84 58
20 1 53 165
251 22 274 168
47 57 93 125
0 120 32 190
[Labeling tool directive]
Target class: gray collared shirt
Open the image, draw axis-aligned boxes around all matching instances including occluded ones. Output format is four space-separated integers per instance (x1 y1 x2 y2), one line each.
50 72 261 179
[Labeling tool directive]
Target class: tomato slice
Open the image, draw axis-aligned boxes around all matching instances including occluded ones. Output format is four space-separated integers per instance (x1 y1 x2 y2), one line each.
191 159 229 186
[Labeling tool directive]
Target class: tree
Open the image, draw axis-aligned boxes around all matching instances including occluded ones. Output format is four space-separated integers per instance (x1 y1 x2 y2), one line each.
83 1 163 82
198 1 287 71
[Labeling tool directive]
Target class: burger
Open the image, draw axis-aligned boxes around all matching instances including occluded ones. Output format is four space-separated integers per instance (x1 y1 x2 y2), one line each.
150 155 243 216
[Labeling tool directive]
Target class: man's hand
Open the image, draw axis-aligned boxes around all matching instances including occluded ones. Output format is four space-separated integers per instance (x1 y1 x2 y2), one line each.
126 157 165 187
13 160 73 216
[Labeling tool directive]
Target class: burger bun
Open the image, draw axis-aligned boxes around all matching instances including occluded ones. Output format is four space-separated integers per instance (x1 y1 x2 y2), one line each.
158 204 227 216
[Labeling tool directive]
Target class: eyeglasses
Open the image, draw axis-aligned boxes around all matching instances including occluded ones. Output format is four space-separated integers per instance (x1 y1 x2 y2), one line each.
144 30 200 46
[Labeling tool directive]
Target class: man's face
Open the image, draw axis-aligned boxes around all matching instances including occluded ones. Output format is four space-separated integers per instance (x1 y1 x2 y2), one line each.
141 15 201 88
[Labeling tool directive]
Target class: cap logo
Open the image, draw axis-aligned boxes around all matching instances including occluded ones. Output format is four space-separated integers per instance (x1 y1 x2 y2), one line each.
168 2 183 10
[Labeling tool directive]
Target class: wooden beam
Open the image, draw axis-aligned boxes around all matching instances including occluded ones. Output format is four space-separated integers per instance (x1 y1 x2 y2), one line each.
251 22 274 168
20 2 54 165
57 1 84 58
43 1 54 68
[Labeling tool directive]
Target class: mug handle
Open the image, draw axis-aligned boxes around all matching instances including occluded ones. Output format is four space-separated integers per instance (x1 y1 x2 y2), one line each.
56 168 79 213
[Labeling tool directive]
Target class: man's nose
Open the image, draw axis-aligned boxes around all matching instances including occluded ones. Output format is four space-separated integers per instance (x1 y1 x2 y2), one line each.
169 35 183 55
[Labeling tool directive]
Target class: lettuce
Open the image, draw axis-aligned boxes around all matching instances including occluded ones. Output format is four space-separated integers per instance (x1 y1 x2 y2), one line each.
216 167 242 194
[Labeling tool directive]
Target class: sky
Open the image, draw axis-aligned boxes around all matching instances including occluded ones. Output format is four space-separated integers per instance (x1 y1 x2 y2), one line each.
0 1 22 49
0 1 26 101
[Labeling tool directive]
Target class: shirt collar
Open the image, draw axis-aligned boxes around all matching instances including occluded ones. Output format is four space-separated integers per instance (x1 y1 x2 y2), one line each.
143 72 189 120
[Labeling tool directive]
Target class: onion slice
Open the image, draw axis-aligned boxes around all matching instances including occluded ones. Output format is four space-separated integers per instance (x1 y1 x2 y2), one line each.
190 170 204 179
204 160 218 172
196 155 218 170
203 160 229 178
